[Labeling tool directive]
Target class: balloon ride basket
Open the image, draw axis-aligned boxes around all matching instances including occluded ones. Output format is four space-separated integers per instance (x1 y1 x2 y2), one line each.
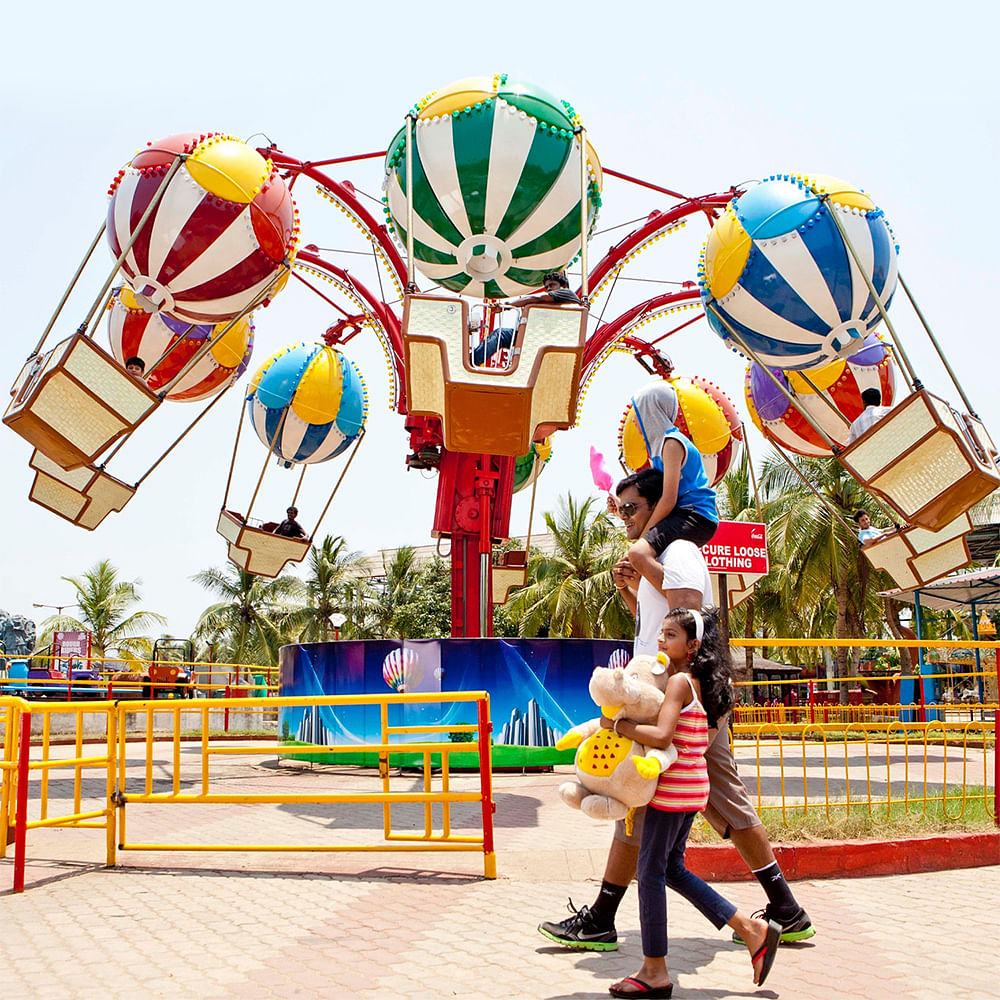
28 449 136 530
492 550 528 605
838 389 1000 531
217 510 311 579
402 294 587 456
4 332 159 470
861 513 972 590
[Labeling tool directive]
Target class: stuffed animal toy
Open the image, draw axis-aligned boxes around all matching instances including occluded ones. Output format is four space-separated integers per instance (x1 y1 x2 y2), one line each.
555 654 678 821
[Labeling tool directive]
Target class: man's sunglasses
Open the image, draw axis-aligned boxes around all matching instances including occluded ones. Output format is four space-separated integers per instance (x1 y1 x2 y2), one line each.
617 500 647 517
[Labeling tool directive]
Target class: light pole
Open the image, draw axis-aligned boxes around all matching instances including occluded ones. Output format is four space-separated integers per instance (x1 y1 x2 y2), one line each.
329 612 347 642
32 602 76 617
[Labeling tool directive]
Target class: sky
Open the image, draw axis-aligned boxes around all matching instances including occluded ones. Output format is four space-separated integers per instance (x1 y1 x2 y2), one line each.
1 1 997 641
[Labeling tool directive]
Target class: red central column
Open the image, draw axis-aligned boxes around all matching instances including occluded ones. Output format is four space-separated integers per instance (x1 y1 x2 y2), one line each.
432 451 514 637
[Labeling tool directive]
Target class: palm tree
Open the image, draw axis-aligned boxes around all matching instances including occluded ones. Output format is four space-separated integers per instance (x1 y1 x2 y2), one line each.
191 565 303 674
715 452 765 682
37 559 166 660
757 452 895 699
292 535 372 642
508 493 629 638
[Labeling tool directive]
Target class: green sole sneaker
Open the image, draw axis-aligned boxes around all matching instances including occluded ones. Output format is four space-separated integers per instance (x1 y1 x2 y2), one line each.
537 925 619 951
733 907 816 945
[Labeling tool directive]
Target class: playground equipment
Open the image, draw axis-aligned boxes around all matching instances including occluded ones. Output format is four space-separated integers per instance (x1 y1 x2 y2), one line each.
218 341 368 577
745 333 896 457
5 132 296 527
701 173 997 586
10 75 997 629
107 286 254 401
618 372 742 485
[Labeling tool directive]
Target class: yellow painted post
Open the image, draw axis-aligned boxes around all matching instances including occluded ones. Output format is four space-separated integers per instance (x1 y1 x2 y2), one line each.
381 701 391 840
117 704 129 852
106 706 116 867
0 702 13 858
145 706 153 794
74 707 84 816
172 705 180 796
201 705 209 794
40 711 50 821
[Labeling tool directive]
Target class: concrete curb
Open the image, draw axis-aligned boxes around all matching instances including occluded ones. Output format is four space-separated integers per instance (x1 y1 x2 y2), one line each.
687 831 1000 881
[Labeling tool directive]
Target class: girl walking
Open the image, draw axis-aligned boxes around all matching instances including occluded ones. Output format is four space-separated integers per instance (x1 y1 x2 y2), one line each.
601 608 780 998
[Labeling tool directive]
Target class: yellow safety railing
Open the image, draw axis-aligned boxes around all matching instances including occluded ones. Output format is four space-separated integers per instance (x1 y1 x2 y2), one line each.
113 692 497 878
730 718 995 824
0 696 117 892
0 655 281 713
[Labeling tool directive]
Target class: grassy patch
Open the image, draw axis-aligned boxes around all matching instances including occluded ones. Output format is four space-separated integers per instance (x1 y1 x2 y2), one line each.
688 786 997 842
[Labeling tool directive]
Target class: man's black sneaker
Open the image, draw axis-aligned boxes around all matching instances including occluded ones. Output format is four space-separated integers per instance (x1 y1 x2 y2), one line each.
537 899 618 951
733 905 816 944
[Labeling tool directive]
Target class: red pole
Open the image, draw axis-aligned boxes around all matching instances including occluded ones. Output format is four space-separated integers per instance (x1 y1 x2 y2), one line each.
224 685 231 733
809 680 815 726
476 697 495 862
13 709 31 893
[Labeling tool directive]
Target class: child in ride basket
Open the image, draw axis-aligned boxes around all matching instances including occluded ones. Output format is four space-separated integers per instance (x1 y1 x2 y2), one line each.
625 380 718 582
600 608 780 999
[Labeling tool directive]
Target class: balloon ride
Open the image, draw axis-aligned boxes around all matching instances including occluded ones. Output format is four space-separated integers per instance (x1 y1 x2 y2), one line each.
618 376 743 486
6 77 998 627
109 285 255 402
745 333 896 457
699 174 897 370
217 342 369 577
383 75 602 299
107 132 298 322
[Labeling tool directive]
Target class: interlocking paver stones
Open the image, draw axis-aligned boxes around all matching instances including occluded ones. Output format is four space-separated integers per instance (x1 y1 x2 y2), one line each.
3 756 999 998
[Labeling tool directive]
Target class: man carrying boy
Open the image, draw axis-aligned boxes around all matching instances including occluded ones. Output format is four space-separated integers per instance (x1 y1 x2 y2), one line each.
538 469 813 951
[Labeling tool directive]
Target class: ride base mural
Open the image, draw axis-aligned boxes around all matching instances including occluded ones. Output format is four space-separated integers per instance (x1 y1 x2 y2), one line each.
279 638 631 766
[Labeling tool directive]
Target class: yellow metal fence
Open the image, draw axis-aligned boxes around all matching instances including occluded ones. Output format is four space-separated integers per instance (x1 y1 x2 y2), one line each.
1 691 497 893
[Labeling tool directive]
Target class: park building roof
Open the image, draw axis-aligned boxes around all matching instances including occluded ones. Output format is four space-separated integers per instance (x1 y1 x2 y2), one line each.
358 533 559 581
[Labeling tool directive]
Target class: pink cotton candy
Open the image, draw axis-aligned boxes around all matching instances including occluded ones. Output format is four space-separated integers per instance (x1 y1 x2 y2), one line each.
589 446 614 492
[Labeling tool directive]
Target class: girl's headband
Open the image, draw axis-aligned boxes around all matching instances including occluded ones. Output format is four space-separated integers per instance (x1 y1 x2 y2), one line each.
689 609 704 642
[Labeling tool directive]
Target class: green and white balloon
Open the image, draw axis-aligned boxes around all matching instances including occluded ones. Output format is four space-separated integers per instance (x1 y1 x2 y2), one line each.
384 74 602 298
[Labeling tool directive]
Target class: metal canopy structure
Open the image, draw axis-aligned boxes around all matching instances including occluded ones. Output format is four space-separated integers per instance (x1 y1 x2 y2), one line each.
880 567 1000 702
880 567 1000 612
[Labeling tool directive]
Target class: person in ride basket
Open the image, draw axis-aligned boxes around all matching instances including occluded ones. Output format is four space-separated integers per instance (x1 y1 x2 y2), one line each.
538 469 813 951
853 509 889 545
624 380 719 587
604 608 781 998
473 272 582 368
506 270 582 308
847 387 891 443
274 506 307 539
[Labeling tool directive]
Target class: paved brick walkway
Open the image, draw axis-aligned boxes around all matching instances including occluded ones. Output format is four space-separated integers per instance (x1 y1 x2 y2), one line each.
2 754 997 998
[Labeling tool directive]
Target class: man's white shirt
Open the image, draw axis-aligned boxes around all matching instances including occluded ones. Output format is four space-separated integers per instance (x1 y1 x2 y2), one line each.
633 540 712 656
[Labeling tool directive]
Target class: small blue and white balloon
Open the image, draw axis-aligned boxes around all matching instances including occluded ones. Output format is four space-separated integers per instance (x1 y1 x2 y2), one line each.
246 343 367 468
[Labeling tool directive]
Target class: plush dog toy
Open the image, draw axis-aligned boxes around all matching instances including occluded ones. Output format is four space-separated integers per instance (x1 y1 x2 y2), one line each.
555 654 678 821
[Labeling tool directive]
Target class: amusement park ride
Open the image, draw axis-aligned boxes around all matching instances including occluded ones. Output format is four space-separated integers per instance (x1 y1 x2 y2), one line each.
5 75 999 638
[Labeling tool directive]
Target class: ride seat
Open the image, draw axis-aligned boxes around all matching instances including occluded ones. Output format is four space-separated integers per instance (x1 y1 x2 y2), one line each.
4 332 160 470
838 389 1000 531
860 512 972 590
216 510 311 578
403 294 586 456
491 549 529 604
27 449 136 530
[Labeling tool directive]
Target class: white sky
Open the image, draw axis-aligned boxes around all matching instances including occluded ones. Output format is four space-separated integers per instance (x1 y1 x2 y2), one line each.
1 1 997 639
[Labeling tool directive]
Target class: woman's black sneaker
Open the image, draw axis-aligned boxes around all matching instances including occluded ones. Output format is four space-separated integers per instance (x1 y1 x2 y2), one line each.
537 899 618 951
